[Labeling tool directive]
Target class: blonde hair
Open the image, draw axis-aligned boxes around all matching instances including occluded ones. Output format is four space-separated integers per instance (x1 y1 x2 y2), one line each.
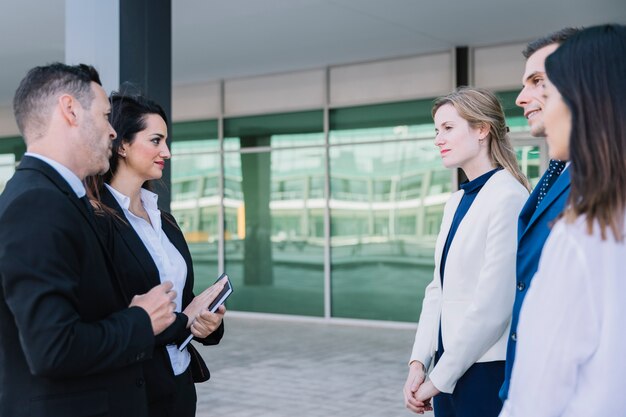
432 87 531 191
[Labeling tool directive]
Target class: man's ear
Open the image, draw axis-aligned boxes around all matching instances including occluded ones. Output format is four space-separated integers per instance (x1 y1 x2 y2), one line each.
58 94 80 127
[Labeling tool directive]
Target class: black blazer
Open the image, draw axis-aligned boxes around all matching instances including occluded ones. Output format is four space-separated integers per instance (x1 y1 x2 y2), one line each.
96 187 223 405
0 156 155 417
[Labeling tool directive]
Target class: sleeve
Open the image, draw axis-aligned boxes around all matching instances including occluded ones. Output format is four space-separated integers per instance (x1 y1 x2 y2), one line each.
154 313 190 345
409 273 441 370
501 223 598 417
0 189 154 378
428 189 525 393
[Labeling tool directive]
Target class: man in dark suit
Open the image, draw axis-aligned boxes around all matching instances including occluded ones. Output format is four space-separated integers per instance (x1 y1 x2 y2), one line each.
499 28 580 402
0 63 178 417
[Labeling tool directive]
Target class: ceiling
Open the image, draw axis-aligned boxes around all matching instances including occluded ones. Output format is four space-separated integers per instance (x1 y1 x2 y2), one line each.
1 0 625 108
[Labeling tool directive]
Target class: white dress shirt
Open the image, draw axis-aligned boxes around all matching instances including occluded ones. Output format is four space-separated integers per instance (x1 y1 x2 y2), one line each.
500 213 626 417
105 184 191 375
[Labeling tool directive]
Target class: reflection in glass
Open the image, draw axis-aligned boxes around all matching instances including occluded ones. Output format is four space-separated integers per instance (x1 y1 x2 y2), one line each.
330 138 451 321
171 122 220 288
166 99 547 323
223 147 326 316
224 111 324 151
515 145 541 188
0 136 25 194
0 154 16 194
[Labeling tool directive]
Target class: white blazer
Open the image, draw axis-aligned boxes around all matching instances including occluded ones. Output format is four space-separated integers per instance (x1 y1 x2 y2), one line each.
410 169 528 393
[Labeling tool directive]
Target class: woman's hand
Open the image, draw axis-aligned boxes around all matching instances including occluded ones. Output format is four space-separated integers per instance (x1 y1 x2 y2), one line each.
190 305 225 338
182 277 226 328
403 361 433 414
415 380 440 407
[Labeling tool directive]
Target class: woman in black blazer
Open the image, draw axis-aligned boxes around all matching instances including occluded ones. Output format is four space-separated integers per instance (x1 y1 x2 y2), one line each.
87 93 225 417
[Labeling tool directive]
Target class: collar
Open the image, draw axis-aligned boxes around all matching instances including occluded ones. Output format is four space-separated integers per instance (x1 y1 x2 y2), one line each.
24 152 86 198
460 167 501 195
104 183 160 213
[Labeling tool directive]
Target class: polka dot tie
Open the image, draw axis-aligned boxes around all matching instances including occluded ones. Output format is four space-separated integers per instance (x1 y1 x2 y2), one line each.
536 160 566 208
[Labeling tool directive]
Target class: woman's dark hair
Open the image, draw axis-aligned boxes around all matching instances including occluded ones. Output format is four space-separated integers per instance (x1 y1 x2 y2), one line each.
106 92 168 183
546 24 626 240
85 91 169 221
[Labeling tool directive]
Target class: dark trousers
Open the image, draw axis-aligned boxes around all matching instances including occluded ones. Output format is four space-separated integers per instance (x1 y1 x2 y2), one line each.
148 367 197 417
433 354 504 417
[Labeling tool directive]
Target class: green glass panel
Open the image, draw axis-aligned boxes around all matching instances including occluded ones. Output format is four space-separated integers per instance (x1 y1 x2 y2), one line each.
0 136 24 194
496 90 525 118
0 136 25 160
331 99 434 130
516 145 542 188
173 120 218 141
329 139 451 322
222 148 325 316
224 110 324 150
495 90 533 134
170 121 221 284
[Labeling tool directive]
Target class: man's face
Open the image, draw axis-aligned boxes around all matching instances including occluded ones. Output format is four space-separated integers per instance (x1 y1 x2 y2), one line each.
79 83 116 175
515 43 559 137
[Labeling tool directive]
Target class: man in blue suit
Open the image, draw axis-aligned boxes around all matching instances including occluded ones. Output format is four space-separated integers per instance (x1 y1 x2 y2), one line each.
499 27 580 402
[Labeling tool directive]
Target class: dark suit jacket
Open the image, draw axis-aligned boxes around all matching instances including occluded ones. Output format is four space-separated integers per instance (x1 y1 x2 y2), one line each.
96 187 223 405
500 167 571 400
0 156 155 417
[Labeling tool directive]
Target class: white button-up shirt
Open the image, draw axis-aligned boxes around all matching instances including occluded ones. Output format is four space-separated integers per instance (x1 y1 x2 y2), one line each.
500 214 626 416
105 184 190 375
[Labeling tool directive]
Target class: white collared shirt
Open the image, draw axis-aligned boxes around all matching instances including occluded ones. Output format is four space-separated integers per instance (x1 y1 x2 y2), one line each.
105 183 191 375
500 214 626 417
25 152 86 198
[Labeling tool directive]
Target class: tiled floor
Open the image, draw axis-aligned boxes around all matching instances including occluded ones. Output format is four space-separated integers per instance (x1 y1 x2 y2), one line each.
193 314 432 417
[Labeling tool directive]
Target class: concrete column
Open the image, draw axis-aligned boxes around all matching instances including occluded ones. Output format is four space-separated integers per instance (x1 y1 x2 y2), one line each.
65 0 172 210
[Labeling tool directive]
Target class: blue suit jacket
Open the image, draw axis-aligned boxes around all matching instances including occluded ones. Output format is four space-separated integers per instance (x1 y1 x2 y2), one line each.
499 166 571 401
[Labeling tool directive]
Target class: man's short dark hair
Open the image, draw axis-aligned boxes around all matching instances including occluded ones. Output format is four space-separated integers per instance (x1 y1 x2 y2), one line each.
13 63 102 141
523 27 582 59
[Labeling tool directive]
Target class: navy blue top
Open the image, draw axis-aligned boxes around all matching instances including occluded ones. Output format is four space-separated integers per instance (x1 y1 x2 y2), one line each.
437 168 500 357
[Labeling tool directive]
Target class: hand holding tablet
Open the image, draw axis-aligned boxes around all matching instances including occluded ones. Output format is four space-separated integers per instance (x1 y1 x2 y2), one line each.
179 273 233 351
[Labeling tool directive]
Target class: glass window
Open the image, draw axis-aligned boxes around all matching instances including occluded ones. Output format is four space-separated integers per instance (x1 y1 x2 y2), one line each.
516 145 542 188
329 99 450 322
222 111 325 316
330 100 435 145
224 111 324 150
0 136 25 194
329 140 450 322
170 120 221 289
167 88 553 323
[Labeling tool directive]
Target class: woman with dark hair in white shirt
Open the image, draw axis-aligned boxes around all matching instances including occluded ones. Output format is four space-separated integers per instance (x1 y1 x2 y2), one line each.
86 93 226 417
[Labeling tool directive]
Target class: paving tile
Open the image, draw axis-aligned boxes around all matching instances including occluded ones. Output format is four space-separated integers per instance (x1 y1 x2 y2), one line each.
193 316 433 417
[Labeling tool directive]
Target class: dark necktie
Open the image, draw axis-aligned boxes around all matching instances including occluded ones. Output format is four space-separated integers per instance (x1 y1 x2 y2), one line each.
536 160 566 208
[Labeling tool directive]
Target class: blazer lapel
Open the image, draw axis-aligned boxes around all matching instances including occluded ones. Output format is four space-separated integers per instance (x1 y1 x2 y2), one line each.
518 184 541 237
101 188 161 288
434 190 464 276
16 157 130 300
18 156 110 248
523 167 570 237
161 214 195 306
162 216 192 269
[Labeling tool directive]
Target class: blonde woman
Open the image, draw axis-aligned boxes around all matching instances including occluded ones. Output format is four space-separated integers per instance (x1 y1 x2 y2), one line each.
403 87 529 417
